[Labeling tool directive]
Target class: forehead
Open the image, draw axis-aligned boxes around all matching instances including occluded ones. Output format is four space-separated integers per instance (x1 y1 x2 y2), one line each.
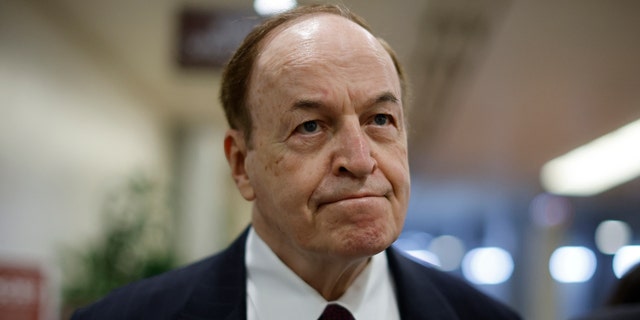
259 14 383 61
250 14 400 103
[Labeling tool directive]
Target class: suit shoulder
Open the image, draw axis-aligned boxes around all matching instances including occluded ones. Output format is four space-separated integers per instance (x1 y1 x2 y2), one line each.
70 255 217 319
388 247 521 319
72 229 249 319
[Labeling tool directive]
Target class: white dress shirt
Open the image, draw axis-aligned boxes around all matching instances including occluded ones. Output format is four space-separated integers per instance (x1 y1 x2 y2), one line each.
246 228 400 320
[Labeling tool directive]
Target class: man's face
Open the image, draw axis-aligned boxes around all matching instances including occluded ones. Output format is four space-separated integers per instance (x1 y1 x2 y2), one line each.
236 14 410 261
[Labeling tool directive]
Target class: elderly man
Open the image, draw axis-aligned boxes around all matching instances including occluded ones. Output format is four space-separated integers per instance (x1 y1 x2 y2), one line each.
73 4 520 319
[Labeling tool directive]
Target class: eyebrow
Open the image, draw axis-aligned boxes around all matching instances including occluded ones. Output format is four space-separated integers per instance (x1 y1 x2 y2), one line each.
290 99 324 111
367 91 399 106
289 91 399 112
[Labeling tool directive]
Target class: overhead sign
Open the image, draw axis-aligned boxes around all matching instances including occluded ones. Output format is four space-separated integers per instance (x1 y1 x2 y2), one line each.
177 8 261 69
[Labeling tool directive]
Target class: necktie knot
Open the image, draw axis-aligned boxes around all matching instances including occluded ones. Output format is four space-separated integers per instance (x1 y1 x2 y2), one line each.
318 304 355 320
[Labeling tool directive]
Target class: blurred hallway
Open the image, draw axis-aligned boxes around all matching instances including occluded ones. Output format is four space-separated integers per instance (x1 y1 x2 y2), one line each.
1 0 639 319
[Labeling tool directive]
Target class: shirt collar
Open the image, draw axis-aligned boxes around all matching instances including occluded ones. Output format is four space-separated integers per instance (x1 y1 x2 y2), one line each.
246 227 399 320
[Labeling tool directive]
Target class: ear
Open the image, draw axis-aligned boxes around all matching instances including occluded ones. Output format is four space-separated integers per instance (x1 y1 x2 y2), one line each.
224 129 256 201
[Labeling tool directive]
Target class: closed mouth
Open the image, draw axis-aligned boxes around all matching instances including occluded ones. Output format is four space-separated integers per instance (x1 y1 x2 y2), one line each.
318 193 386 208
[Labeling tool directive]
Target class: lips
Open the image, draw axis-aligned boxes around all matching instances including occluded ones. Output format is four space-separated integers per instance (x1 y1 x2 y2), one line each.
321 192 385 205
312 185 391 210
310 176 394 210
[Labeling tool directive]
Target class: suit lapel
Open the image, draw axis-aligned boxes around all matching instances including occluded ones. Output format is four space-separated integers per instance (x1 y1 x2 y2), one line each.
178 228 250 320
387 247 460 320
174 230 461 320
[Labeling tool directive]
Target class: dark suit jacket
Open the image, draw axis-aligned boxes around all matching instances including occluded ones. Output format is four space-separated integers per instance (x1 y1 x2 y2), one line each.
72 228 521 319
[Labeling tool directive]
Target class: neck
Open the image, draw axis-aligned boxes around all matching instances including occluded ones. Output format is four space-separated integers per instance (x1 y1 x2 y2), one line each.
296 255 371 301
252 224 372 301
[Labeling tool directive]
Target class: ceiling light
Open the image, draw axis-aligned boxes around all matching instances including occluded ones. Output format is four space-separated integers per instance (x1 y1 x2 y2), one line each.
462 247 514 285
549 246 597 283
254 0 297 16
613 245 640 278
405 250 441 267
540 118 640 196
428 235 465 271
595 220 632 255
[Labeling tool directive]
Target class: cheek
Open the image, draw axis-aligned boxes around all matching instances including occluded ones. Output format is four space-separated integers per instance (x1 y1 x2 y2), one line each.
381 146 411 222
396 158 411 196
257 146 292 180
380 144 410 188
396 166 411 209
247 150 281 194
248 146 320 206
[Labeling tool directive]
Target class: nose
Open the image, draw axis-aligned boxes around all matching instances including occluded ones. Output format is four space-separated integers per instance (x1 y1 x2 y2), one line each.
332 119 376 178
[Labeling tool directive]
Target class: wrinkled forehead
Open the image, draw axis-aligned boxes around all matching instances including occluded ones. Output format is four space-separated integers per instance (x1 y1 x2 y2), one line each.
254 14 393 76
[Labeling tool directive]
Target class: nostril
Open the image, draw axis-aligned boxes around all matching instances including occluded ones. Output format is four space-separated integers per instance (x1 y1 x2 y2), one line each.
339 166 348 173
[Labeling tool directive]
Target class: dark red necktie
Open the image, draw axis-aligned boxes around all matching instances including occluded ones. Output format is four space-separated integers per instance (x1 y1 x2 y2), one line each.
318 304 355 320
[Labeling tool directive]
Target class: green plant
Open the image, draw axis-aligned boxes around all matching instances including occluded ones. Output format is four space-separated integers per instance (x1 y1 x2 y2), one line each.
61 175 176 313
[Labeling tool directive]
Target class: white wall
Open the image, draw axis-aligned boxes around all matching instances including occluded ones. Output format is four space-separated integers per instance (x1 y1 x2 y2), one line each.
0 1 170 317
174 125 252 264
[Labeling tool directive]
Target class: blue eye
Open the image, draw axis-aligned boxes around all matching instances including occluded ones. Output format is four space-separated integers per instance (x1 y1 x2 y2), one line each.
373 114 390 126
300 121 318 133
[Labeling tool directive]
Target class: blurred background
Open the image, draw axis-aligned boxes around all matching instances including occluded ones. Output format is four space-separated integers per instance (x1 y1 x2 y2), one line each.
1 0 639 319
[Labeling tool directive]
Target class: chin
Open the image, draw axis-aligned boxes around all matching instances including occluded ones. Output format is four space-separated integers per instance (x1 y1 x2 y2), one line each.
334 225 398 258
